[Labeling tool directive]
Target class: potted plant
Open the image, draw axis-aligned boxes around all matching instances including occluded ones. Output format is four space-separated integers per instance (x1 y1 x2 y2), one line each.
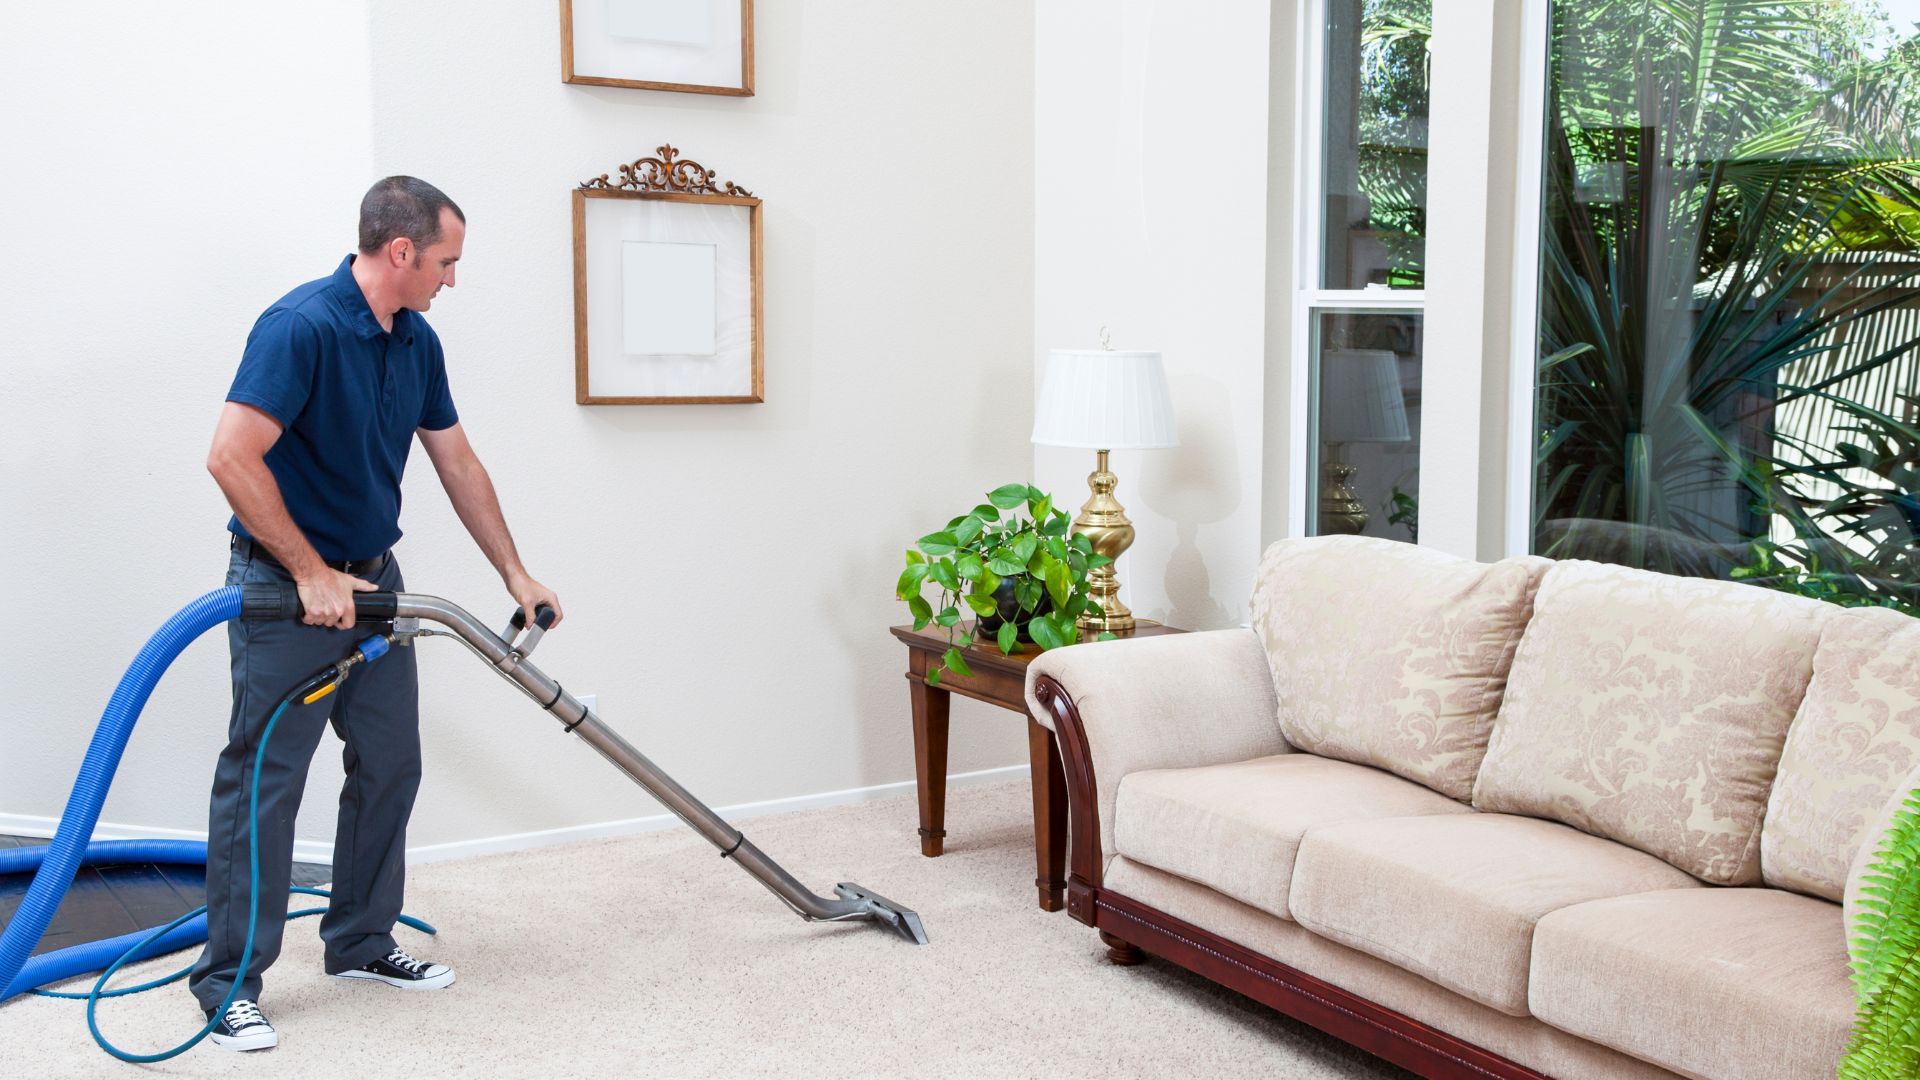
896 482 1115 686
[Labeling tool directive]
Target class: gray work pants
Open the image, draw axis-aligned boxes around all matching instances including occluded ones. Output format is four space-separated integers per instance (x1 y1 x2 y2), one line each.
188 543 420 1011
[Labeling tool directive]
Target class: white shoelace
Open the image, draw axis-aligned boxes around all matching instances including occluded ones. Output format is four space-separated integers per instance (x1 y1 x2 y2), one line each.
224 999 268 1030
386 947 428 974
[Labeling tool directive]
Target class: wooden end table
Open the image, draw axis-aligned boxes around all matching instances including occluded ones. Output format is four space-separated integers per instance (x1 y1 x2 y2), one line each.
890 620 1186 911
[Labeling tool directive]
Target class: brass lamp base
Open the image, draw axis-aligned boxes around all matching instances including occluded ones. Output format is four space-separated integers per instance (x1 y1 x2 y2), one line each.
1071 449 1136 633
1318 447 1368 535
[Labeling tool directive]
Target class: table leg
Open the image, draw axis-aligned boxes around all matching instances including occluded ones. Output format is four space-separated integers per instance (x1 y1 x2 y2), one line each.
1028 717 1067 911
910 678 950 857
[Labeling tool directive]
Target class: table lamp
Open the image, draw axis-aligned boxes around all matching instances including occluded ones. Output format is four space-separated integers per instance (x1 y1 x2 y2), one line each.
1031 345 1178 632
1317 348 1409 535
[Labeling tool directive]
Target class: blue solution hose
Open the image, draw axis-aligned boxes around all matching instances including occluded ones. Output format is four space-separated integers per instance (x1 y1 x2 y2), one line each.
0 586 242 1002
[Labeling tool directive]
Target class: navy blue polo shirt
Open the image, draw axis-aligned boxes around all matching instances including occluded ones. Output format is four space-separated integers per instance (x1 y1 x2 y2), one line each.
226 254 458 561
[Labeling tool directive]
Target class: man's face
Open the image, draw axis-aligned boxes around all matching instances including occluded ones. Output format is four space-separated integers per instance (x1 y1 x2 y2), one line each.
403 208 464 311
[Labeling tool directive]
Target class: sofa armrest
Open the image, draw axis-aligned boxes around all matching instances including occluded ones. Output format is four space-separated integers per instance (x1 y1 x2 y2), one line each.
1024 628 1286 891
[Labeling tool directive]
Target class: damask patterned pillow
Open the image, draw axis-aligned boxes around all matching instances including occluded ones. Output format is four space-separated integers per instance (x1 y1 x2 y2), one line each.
1762 606 1920 900
1247 536 1550 801
1472 560 1834 885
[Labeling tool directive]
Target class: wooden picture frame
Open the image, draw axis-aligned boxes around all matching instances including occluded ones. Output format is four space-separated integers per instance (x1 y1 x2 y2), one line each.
573 146 763 405
560 0 754 96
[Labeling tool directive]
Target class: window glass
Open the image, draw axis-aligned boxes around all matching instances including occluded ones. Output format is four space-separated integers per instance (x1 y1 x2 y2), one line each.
1310 311 1424 539
1321 0 1430 290
1532 0 1920 612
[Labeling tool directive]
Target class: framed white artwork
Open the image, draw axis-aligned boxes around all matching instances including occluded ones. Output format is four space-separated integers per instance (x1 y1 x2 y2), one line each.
560 0 754 96
573 146 762 404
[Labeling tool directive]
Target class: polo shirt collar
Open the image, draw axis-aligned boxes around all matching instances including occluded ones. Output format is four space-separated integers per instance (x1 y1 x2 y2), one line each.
331 254 414 343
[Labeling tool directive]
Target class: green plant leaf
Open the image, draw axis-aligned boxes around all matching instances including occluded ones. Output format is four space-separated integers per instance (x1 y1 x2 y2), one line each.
1025 484 1044 501
906 549 926 565
952 516 985 546
1087 554 1113 569
971 503 1002 522
935 605 961 628
955 553 987 580
929 560 960 590
917 531 959 556
895 563 930 599
996 620 1018 654
1040 513 1070 537
1096 631 1118 642
926 666 941 688
964 592 999 617
988 483 1029 509
1069 532 1093 554
1065 593 1089 618
987 554 1025 576
1009 533 1040 563
1045 559 1072 609
1015 577 1043 612
971 569 1002 597
1029 617 1063 651
908 595 932 629
943 646 973 678
1044 536 1070 562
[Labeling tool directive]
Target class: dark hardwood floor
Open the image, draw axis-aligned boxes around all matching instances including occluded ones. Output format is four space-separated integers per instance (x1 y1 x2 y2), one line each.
0 834 331 958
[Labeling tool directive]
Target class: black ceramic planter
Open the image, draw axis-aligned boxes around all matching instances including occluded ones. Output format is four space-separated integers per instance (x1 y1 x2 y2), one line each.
974 577 1054 644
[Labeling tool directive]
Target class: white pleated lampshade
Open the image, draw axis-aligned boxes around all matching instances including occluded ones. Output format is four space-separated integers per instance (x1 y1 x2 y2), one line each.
1319 349 1410 443
1031 349 1179 449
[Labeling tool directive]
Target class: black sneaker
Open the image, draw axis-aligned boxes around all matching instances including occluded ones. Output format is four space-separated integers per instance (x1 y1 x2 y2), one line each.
331 945 455 990
206 998 277 1052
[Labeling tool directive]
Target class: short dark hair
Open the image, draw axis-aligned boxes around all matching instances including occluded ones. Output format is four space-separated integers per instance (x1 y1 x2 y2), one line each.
358 176 464 255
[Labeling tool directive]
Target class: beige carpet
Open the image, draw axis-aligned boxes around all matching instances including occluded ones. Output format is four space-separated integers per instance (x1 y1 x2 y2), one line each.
1 782 1408 1078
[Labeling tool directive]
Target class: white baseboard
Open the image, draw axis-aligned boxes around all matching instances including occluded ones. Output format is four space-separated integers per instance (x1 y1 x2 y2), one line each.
0 763 1025 868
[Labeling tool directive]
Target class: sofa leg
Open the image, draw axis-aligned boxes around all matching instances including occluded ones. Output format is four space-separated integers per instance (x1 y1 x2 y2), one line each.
1101 931 1146 966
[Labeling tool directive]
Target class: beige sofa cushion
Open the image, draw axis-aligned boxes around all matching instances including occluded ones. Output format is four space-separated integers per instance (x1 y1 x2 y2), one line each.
1105 856 1684 1080
1112 755 1472 921
1248 536 1549 801
1530 888 1853 1080
1472 560 1832 885
1288 813 1700 1017
1764 605 1920 900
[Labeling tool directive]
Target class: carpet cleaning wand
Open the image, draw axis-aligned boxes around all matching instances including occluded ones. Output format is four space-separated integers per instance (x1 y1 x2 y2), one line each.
241 585 930 946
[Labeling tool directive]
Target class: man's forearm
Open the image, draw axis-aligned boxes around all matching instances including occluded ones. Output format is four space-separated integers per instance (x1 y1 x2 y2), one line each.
209 454 329 581
438 457 527 582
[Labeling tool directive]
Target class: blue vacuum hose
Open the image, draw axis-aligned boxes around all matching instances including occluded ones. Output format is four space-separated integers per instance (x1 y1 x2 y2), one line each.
1 840 215 998
0 586 425 1063
0 587 242 1002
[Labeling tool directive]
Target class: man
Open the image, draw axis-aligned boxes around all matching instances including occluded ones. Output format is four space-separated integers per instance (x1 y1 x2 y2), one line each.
193 176 561 1051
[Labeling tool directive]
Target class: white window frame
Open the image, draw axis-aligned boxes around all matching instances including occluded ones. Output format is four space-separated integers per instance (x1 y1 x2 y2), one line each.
1287 0 1428 539
1504 0 1553 557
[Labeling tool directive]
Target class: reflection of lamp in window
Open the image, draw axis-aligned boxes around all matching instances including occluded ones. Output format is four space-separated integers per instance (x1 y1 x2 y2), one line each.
1032 347 1178 633
1318 348 1409 535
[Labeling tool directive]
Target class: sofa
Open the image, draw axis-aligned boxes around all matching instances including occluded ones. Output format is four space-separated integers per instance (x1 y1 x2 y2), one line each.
1024 535 1920 1080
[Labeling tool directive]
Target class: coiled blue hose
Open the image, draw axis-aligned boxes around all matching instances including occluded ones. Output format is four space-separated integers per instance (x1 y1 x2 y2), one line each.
0 586 242 1001
0 586 431 1062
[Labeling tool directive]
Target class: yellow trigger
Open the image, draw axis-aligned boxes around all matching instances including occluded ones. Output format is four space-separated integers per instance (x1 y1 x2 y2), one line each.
302 682 339 705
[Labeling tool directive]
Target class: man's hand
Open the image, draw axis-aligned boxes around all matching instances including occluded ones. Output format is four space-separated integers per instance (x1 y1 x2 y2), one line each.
507 571 563 631
297 569 381 630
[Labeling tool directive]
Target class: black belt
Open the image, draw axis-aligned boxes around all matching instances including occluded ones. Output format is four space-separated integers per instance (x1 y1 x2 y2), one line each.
231 535 389 576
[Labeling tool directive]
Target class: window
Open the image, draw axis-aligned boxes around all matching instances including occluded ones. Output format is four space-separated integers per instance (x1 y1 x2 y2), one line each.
1527 0 1920 609
1298 0 1430 541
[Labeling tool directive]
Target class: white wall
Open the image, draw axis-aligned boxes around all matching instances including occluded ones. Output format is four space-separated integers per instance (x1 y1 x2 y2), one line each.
1034 0 1275 632
2 1 1037 855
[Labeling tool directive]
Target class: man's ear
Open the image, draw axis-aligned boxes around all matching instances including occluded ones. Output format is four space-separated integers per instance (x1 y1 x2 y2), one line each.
387 237 411 266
